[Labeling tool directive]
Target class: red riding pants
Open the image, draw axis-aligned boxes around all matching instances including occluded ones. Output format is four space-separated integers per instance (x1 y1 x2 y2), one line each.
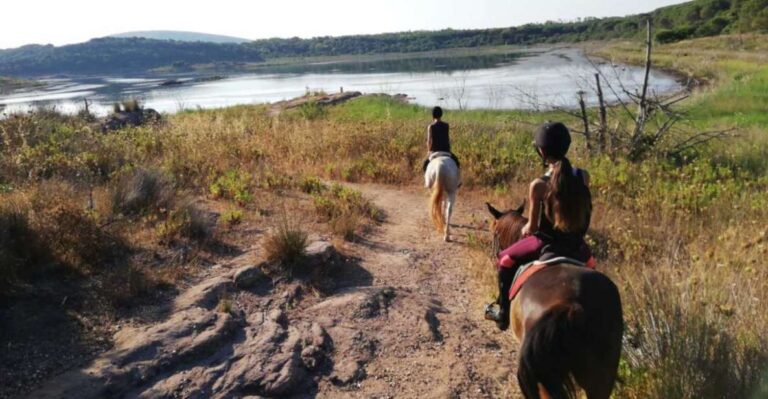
496 235 544 270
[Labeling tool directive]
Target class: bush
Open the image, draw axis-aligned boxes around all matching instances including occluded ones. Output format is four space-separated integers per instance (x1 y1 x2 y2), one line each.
0 199 49 286
618 276 768 398
311 183 380 239
28 182 124 271
298 100 327 120
34 204 119 270
112 168 174 217
156 202 212 244
209 170 253 205
656 26 696 43
330 213 359 241
299 175 327 194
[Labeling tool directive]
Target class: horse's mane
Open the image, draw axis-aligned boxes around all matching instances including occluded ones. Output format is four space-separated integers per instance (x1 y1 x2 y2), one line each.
495 211 528 249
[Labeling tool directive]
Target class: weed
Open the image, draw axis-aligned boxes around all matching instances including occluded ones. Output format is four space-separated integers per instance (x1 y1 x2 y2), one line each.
299 175 327 194
220 209 244 226
331 213 359 241
263 209 308 272
217 294 234 314
210 170 253 205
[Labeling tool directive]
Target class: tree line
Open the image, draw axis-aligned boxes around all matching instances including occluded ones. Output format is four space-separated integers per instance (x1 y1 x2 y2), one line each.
0 0 765 76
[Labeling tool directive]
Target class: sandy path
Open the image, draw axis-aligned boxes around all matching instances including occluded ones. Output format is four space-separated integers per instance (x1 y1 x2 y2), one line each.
312 184 521 398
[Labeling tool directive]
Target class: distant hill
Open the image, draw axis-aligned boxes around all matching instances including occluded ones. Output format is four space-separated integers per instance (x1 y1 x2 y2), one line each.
109 30 251 44
0 38 263 76
1 0 765 76
246 0 768 57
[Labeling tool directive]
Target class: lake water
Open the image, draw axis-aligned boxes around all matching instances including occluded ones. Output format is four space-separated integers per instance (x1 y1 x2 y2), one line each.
0 48 682 115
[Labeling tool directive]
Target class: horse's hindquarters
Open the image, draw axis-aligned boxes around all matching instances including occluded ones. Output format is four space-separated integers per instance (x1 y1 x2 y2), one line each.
516 266 623 399
426 157 459 240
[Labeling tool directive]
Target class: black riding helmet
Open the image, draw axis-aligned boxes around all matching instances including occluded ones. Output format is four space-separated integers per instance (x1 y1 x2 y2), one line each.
534 122 571 159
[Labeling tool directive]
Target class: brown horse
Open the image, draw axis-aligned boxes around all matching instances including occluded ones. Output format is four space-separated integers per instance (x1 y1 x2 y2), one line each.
486 202 623 399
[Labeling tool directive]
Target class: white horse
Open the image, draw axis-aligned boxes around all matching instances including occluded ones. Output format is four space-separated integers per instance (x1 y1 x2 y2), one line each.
424 152 460 242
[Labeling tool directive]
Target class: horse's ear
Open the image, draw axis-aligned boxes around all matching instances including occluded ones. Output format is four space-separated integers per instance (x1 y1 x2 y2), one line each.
486 202 504 220
515 201 525 215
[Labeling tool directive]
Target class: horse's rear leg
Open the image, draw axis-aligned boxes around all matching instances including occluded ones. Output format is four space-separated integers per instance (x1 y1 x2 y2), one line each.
579 369 617 399
574 347 620 399
443 191 456 242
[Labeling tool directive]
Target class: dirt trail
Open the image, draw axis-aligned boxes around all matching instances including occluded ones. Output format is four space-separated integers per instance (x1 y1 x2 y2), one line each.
311 184 521 398
26 184 523 399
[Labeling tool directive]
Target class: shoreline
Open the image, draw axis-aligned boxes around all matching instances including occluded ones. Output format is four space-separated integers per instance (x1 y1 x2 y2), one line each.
0 44 683 116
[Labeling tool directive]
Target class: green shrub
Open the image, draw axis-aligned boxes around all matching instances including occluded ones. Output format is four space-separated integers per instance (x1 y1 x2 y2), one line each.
298 100 327 121
209 170 253 205
656 26 696 43
299 175 327 194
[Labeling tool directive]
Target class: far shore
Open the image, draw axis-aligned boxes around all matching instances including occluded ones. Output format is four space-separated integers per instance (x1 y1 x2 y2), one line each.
0 76 44 95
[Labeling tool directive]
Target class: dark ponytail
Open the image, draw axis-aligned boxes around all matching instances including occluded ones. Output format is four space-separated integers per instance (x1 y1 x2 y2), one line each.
547 157 591 234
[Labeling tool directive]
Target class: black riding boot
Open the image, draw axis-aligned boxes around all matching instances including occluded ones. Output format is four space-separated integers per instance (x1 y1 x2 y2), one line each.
485 267 515 331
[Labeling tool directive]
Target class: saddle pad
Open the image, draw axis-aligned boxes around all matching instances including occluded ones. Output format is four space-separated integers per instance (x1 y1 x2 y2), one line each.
508 256 595 300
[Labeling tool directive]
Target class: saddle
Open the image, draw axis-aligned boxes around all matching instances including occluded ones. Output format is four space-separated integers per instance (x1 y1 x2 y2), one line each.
508 256 596 300
428 151 453 162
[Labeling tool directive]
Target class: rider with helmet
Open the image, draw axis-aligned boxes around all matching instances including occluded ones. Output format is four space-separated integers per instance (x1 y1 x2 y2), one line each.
487 121 593 331
423 106 460 172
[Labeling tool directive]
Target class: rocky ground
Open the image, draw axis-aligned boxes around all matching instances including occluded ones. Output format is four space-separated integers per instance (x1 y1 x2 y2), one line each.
18 184 522 398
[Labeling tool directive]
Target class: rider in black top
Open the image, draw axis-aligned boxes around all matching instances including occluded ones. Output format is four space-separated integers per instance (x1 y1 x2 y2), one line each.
423 106 460 172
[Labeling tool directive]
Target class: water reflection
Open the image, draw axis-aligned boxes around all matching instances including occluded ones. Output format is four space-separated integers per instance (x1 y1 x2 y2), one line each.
0 48 682 115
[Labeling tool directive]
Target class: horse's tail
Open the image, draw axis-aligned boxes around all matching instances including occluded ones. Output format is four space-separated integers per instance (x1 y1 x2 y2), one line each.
430 174 446 232
517 302 585 399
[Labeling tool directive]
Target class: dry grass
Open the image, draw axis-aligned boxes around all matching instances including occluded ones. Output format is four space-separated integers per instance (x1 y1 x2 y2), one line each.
112 168 174 217
263 209 308 273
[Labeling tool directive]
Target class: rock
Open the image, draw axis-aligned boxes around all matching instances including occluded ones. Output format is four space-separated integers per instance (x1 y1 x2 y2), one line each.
353 287 396 319
306 287 396 320
300 323 330 370
232 263 268 289
331 360 366 386
159 79 183 87
306 240 334 262
280 284 303 307
99 108 162 132
174 276 233 311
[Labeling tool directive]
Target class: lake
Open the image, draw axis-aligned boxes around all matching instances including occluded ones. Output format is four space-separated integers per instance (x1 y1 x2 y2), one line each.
0 48 682 115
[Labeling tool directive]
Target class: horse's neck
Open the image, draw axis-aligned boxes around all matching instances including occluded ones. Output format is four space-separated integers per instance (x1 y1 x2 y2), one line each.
500 216 528 248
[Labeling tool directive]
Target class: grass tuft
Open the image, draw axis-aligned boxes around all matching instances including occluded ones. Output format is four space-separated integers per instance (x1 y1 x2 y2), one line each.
263 209 308 272
112 168 174 217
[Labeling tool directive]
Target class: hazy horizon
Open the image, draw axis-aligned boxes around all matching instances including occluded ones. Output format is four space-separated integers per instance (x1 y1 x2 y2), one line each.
0 0 689 49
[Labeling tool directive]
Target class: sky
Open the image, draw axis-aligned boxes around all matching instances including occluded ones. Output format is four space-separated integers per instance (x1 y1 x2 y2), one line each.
0 0 690 49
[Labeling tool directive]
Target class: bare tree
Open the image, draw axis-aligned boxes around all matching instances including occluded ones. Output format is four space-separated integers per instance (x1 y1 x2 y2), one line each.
564 18 733 161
